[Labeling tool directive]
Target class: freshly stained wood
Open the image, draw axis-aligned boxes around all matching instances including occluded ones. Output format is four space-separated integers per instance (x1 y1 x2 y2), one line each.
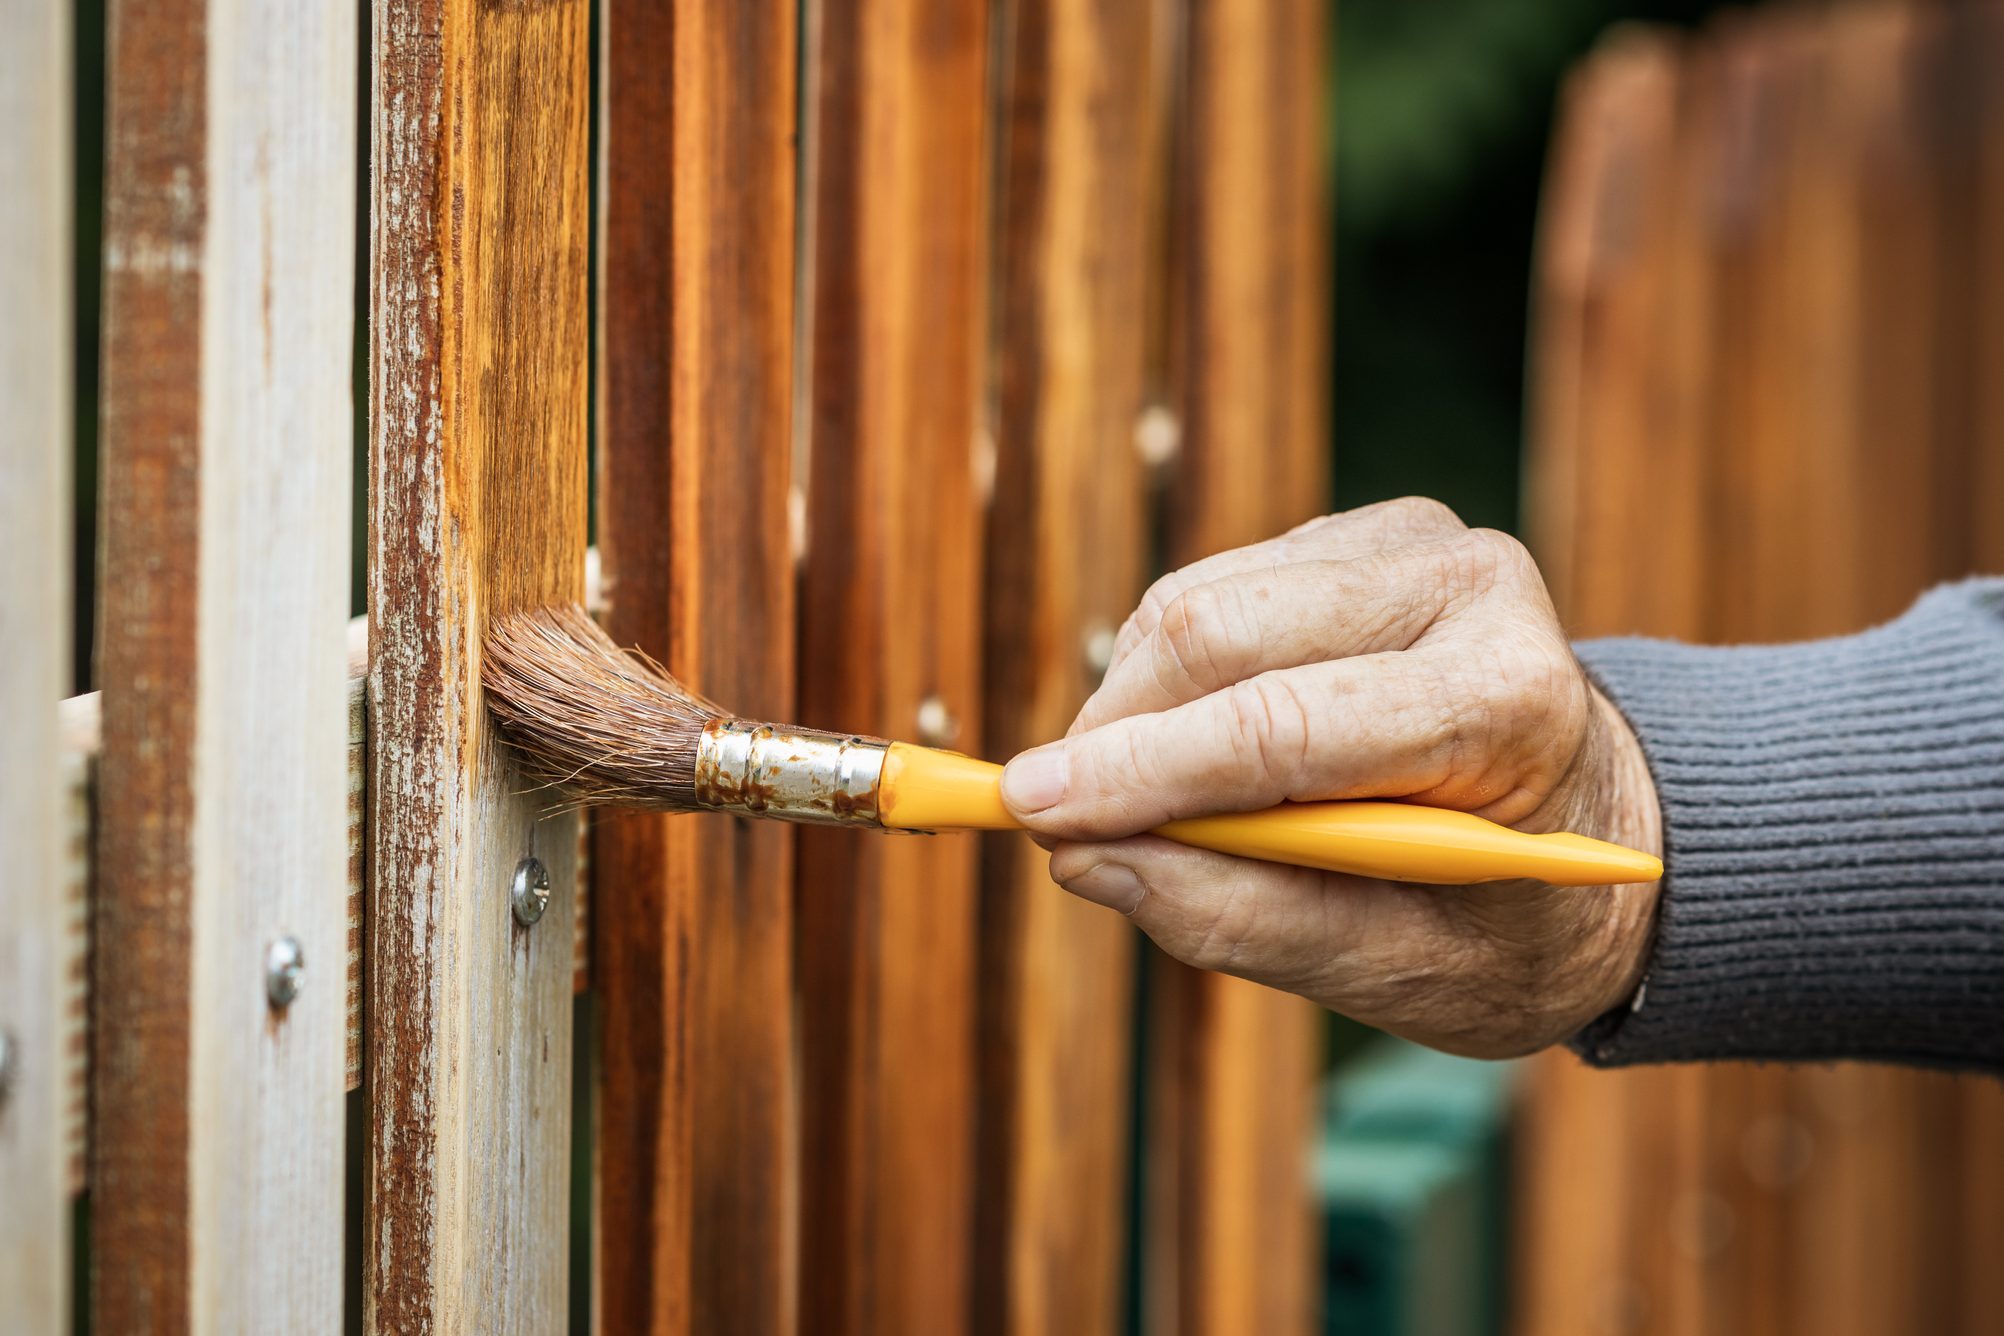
598 0 799 1329
1148 0 1329 1331
0 0 71 1321
977 0 1154 1329
793 0 990 1329
368 0 589 1329
94 0 355 1326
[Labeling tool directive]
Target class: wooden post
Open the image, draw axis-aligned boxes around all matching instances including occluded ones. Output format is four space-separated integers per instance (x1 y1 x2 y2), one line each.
0 0 71 1325
597 0 800 1330
1148 0 1329 1331
93 0 355 1327
792 0 991 1329
976 0 1157 1329
367 0 589 1329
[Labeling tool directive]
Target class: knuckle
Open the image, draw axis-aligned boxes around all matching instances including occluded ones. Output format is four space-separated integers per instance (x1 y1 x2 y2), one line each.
1156 585 1234 693
1128 574 1185 644
1467 528 1536 582
1223 676 1312 784
1385 495 1466 534
1180 882 1260 974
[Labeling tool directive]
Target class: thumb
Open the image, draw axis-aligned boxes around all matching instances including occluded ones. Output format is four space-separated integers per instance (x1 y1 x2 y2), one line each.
998 675 1317 840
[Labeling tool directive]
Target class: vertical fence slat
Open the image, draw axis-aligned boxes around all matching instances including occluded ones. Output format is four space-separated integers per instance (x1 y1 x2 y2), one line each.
367 0 589 1329
1517 33 1707 1336
598 0 800 1329
94 0 355 1326
976 0 1155 1330
1149 0 1327 1331
0 0 71 1325
792 0 990 1329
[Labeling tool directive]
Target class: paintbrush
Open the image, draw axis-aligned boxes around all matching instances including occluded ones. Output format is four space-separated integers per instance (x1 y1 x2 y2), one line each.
482 604 1663 887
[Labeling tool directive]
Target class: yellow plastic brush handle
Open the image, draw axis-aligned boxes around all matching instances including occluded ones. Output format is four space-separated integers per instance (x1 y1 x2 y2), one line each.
877 743 1661 887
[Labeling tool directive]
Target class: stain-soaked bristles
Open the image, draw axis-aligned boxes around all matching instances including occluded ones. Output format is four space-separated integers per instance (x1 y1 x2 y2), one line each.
482 604 722 810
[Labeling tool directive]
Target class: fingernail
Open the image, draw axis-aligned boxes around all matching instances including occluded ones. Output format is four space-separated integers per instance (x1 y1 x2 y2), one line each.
1002 745 1069 813
1061 862 1147 914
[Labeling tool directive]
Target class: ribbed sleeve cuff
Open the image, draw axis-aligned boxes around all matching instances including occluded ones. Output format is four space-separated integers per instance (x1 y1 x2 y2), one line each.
1569 580 2004 1073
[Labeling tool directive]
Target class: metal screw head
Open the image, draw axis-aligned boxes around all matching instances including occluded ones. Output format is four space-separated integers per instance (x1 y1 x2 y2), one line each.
1133 404 1181 468
265 937 305 1010
914 695 958 748
512 856 552 926
1081 619 1118 681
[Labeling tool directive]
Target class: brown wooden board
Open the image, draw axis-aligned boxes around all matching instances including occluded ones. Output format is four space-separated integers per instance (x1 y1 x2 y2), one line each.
597 0 800 1330
1145 0 1328 1331
1517 32 1709 1336
976 0 1157 1329
0 0 71 1323
794 2 992 1328
367 0 589 1329
1519 8 2004 1334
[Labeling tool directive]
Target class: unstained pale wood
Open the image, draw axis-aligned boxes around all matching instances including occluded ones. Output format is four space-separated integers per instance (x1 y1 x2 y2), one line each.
597 0 800 1329
94 0 355 1327
367 0 589 1329
0 0 71 1322
792 0 991 1329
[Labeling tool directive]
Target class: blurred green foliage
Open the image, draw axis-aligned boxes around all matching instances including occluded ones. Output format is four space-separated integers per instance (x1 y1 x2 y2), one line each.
1331 0 1735 535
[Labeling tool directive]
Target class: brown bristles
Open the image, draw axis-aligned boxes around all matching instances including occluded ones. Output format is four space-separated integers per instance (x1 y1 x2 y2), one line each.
482 603 724 810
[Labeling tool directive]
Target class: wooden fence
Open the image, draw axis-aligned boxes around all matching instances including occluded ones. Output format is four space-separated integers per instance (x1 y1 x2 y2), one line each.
0 0 1329 1331
1521 5 2004 1333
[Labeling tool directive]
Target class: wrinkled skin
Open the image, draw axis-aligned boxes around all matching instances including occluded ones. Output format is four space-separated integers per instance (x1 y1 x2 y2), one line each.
1000 498 1663 1059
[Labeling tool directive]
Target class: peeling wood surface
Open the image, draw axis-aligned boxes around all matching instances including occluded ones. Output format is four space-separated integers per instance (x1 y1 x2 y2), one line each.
974 0 1157 1329
793 0 991 1328
597 0 800 1329
367 0 590 1329
0 0 71 1320
1147 0 1329 1331
93 0 355 1327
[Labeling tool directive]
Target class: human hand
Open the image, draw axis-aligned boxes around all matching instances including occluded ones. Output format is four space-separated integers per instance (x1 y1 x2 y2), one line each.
999 498 1663 1058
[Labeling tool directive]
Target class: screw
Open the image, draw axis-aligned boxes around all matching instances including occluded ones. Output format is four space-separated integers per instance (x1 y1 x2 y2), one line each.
915 695 958 748
265 937 305 1010
512 856 551 927
1082 619 1118 681
1133 404 1181 468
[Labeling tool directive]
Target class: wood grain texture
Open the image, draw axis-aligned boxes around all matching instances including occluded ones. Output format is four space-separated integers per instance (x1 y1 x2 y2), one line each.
597 0 800 1330
1147 0 1329 1331
1516 34 1699 1336
94 0 355 1327
0 0 71 1321
367 0 589 1329
1519 9 2004 1335
975 0 1155 1329
793 0 991 1330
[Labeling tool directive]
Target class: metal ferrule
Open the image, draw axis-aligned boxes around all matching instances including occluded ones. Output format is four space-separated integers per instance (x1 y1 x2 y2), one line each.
692 719 889 828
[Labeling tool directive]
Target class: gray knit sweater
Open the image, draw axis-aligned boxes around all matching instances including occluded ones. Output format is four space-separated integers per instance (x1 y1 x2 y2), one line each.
1570 579 2004 1073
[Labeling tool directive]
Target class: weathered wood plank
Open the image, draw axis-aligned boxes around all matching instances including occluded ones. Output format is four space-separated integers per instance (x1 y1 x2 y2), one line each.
0 0 71 1320
792 0 990 1329
367 0 589 1328
93 0 356 1326
1147 0 1328 1331
976 0 1155 1329
597 0 800 1329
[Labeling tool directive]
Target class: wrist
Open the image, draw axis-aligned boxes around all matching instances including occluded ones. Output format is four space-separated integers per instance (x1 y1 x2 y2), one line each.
1585 689 1664 1019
